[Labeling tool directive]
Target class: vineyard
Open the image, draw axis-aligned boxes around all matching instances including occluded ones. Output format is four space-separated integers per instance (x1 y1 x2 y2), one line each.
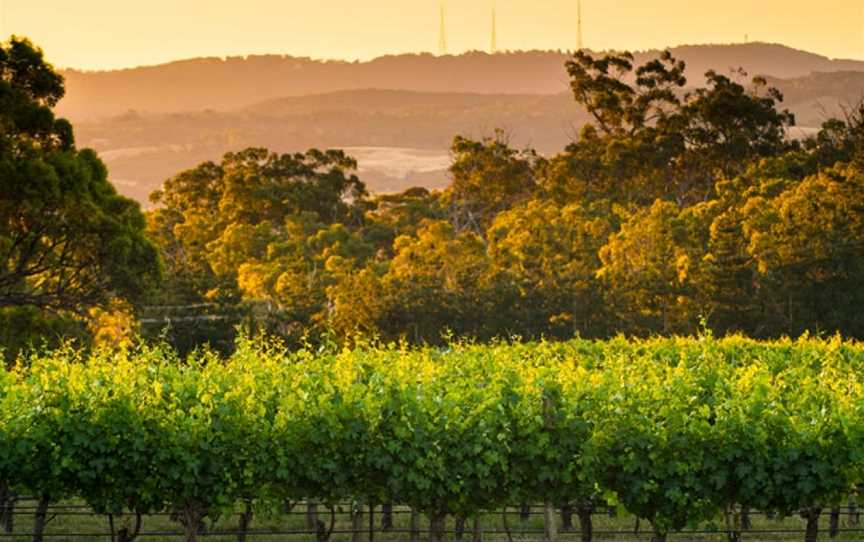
1 336 864 542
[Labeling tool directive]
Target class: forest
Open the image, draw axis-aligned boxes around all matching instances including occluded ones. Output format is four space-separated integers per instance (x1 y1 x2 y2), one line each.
3 36 864 358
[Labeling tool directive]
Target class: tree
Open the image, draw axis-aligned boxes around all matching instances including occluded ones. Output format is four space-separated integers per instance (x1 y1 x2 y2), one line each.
486 200 612 338
675 71 795 201
378 220 492 342
561 51 794 206
738 165 864 337
566 50 686 138
0 37 160 314
597 201 707 335
237 217 376 340
446 132 542 233
556 50 687 205
324 264 387 339
145 147 370 348
364 187 446 253
149 148 368 302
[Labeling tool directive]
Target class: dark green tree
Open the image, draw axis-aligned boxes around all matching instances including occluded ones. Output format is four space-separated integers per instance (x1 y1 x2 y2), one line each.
557 50 794 205
0 37 160 315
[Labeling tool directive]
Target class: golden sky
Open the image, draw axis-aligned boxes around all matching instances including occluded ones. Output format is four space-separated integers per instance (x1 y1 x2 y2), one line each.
7 0 864 70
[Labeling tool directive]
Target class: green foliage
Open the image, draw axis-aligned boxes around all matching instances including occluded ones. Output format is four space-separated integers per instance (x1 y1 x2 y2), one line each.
135 48 864 352
0 37 160 315
562 50 794 205
446 132 543 232
145 147 372 348
2 336 864 538
597 200 706 335
486 200 612 338
0 306 86 363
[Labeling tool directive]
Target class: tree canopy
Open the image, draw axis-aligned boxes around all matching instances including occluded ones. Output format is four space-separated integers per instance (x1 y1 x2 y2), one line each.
15 43 864 347
0 38 159 334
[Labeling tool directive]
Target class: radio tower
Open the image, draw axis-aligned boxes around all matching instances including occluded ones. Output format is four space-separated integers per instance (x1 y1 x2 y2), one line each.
491 0 498 54
577 0 584 51
438 2 448 56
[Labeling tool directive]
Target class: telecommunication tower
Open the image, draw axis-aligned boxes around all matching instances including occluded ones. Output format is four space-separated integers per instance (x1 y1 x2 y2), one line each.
577 0 584 51
438 2 448 56
491 0 498 54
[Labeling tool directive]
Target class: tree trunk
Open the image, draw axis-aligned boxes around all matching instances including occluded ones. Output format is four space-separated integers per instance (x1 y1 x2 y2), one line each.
351 505 364 542
409 510 421 542
381 503 393 531
829 507 840 538
237 502 253 542
801 507 821 542
316 506 336 542
576 504 593 542
454 515 467 540
0 484 6 532
502 508 514 542
471 516 483 542
544 503 558 542
429 512 447 542
111 513 143 542
118 526 134 542
306 503 318 531
650 522 667 542
724 506 741 542
741 507 752 531
3 495 13 534
850 496 860 527
368 504 375 542
32 496 50 542
177 505 207 542
560 505 574 532
0 484 10 534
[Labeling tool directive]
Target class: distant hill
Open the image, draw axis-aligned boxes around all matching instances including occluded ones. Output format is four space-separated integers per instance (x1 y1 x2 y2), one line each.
767 71 864 127
58 43 864 121
64 44 864 206
74 90 587 203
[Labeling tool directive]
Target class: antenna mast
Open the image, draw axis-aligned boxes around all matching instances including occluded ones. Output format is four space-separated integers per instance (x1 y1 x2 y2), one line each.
577 0 583 51
491 0 498 54
438 2 448 56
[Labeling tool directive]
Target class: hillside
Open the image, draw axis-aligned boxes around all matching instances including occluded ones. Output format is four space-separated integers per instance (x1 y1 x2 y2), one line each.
767 71 864 126
64 44 864 205
74 90 587 203
58 43 864 121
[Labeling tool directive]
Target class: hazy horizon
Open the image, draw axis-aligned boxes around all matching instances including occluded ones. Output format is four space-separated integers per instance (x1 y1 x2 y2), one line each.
51 41 864 75
7 0 864 71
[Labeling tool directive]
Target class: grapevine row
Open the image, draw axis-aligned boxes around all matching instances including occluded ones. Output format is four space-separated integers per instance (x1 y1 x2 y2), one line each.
1 335 863 542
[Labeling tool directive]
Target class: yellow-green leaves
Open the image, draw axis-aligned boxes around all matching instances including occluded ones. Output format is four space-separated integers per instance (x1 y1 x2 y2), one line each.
2 335 864 536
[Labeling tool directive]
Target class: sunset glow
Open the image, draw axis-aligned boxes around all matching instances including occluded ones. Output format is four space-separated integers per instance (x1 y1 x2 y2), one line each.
10 0 864 70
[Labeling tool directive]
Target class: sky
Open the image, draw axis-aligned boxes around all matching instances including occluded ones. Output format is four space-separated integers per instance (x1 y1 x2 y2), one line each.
5 0 864 70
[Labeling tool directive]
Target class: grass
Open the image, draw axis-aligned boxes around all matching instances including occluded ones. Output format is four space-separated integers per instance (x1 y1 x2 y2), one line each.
3 501 863 541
